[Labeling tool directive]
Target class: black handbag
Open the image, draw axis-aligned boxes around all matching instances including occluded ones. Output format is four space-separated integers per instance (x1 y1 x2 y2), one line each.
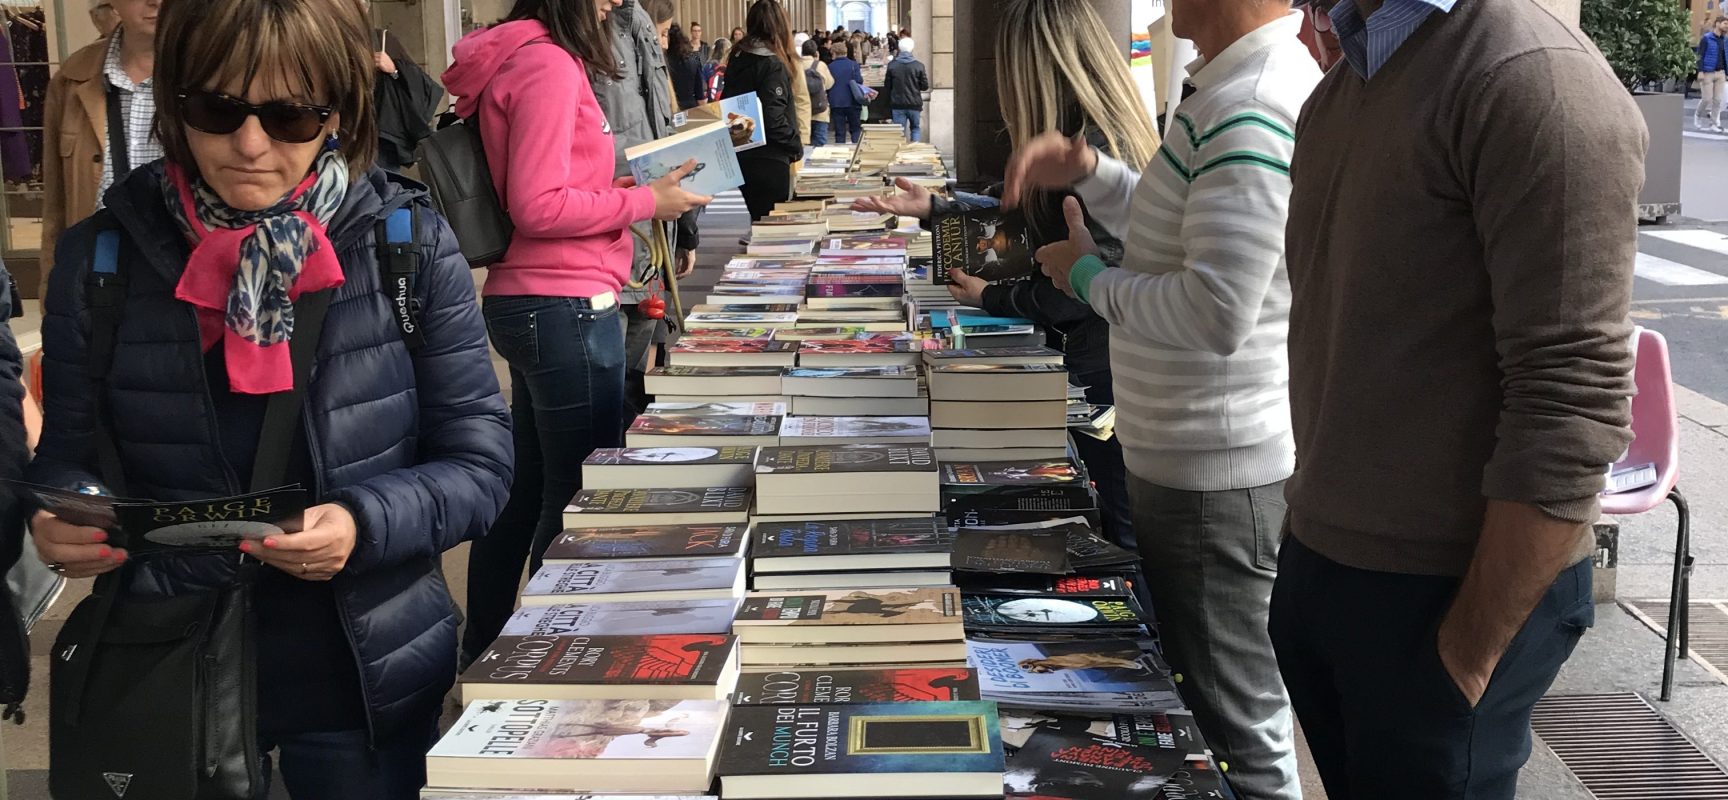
417 39 558 269
48 250 333 800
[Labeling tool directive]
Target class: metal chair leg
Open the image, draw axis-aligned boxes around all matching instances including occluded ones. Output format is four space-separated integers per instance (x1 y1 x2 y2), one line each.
1661 487 1691 702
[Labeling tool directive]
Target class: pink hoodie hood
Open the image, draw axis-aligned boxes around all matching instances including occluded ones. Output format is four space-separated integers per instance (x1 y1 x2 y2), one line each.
443 20 552 118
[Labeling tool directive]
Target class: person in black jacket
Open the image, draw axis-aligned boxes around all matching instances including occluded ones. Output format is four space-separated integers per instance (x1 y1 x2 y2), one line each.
724 0 803 221
0 258 28 722
373 30 444 171
666 22 707 110
854 0 1162 553
883 36 929 142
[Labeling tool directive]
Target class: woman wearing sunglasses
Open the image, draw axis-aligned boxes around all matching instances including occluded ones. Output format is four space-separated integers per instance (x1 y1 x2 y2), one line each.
444 0 711 669
27 0 512 795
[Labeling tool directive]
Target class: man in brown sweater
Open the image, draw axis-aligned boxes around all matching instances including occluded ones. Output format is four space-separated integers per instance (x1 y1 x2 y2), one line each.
1273 0 1646 796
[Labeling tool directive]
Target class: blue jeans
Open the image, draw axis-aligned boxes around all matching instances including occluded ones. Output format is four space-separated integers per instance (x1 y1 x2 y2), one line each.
811 120 830 146
257 713 439 799
831 106 862 143
462 296 626 664
892 109 922 142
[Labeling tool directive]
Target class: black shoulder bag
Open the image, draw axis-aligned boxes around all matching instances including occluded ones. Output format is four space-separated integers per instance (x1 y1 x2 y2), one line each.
49 232 333 800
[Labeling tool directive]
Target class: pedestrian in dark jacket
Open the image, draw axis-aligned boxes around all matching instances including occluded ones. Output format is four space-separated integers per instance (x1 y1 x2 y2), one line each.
725 0 803 220
373 30 445 171
827 42 865 144
668 23 707 110
0 257 29 722
27 0 513 795
884 37 929 141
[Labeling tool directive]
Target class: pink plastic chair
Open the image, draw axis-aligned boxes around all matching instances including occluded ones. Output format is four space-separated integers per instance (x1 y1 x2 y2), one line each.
1600 328 1689 701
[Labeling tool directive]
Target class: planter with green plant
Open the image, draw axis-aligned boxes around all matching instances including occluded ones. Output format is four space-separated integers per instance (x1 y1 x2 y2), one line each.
1582 0 1695 221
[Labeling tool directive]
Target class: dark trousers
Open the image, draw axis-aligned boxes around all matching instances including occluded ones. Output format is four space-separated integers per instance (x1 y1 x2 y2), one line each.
256 712 438 799
1071 369 1133 553
831 106 862 143
739 158 793 221
1129 476 1300 800
1270 534 1595 799
811 120 830 146
462 296 626 664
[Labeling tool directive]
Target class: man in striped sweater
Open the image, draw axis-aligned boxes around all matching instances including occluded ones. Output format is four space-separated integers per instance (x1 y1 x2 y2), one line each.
1007 3 1320 799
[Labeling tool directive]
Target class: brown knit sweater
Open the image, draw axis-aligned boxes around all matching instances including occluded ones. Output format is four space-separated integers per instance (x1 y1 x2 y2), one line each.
1284 0 1647 577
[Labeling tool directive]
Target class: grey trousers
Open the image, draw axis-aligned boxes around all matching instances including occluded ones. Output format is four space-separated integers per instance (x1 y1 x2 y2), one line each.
1128 474 1301 800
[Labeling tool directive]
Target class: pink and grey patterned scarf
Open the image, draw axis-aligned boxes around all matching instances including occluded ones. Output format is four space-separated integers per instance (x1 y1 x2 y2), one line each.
166 149 349 394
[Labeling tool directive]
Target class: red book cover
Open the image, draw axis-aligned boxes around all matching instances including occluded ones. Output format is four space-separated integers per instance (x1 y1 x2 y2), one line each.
797 338 919 355
460 634 736 687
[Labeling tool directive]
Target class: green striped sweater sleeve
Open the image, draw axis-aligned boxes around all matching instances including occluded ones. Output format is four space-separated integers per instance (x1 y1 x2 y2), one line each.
1077 105 1298 355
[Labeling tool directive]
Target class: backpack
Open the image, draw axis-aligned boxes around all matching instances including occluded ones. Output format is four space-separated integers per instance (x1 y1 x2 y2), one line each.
806 64 829 115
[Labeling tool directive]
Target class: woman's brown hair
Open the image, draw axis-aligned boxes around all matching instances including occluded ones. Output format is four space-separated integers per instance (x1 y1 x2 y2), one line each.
741 0 799 77
507 0 621 81
154 0 378 176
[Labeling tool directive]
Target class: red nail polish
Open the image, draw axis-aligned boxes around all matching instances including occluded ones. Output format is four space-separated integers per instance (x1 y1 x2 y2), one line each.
91 531 107 543
262 538 276 549
238 542 251 554
97 546 111 558
114 550 127 563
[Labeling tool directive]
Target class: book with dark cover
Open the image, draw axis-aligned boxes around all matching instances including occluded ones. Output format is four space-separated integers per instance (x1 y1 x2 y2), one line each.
1004 728 1215 800
923 345 1063 363
461 635 736 688
109 486 308 551
755 445 938 475
717 701 1004 777
501 599 740 637
543 524 746 561
932 206 1033 284
753 517 951 560
628 415 781 438
731 667 981 705
805 282 907 299
997 710 1206 756
950 529 1071 575
784 365 918 379
566 487 753 517
956 572 1133 598
585 447 759 467
735 588 962 626
941 461 1094 512
962 595 1148 631
1063 525 1141 569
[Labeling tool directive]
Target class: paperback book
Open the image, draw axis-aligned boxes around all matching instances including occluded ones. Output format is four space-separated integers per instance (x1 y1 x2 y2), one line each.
563 487 753 528
732 588 964 644
1004 728 1217 800
501 599 740 638
625 121 746 198
520 558 746 605
625 414 782 447
460 634 739 702
731 667 981 705
778 416 931 445
544 523 745 562
941 460 1094 513
427 699 728 792
581 447 759 490
962 595 1148 633
751 517 952 572
967 639 1181 702
932 206 1033 284
675 91 766 151
950 529 1071 574
997 710 1206 756
10 482 312 552
717 702 1005 799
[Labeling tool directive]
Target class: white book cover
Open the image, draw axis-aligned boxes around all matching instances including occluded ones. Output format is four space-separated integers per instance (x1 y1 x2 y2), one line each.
778 416 932 439
432 699 728 761
523 559 743 599
645 401 789 417
501 598 741 637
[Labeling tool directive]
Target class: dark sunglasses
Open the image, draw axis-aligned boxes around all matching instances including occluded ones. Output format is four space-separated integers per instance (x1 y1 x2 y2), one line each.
177 90 334 144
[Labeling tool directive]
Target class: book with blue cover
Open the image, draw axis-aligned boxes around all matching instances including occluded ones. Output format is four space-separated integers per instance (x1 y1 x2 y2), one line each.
626 121 746 198
674 91 767 152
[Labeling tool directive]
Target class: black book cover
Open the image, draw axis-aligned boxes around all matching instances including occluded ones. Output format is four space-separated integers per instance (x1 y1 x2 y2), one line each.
755 444 938 476
545 524 747 560
110 486 307 551
1063 525 1141 569
732 667 981 704
998 710 1206 756
932 207 1034 284
950 529 1071 575
567 487 753 516
1005 728 1216 800
941 460 1086 488
956 572 1132 598
753 517 950 559
962 595 1147 630
718 702 1004 777
461 634 736 687
923 345 1063 361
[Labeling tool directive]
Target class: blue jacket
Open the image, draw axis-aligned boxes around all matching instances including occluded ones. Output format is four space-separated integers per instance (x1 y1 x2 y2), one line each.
1702 32 1726 73
29 164 513 740
827 56 862 109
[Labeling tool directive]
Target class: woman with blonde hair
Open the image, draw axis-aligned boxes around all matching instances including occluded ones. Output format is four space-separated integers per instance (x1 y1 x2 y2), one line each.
855 0 1157 551
30 0 513 794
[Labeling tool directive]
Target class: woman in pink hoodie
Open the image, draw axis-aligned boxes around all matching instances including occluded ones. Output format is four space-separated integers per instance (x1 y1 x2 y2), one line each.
444 0 709 665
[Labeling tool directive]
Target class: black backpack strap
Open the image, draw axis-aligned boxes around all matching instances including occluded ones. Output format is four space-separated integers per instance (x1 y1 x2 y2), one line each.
85 225 128 498
377 206 424 350
104 84 130 180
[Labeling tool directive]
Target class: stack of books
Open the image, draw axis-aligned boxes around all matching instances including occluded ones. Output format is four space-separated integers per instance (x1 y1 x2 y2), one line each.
923 345 1071 461
749 515 955 590
730 586 967 668
753 443 940 517
781 364 927 417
